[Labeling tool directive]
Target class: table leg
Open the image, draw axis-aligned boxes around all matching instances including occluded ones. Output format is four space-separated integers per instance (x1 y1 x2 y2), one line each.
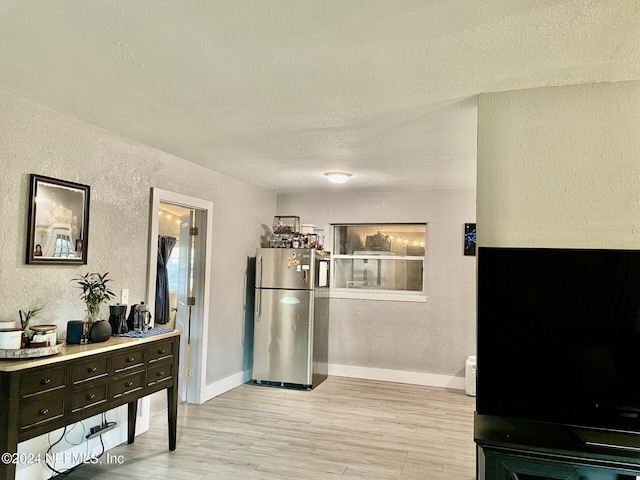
127 399 138 444
167 386 177 450
0 446 16 480
0 372 19 480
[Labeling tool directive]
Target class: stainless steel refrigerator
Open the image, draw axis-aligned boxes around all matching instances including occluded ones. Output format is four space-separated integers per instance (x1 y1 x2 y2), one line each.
252 248 330 389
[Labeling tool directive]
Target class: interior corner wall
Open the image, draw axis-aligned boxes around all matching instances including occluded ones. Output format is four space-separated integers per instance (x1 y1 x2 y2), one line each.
0 91 276 479
276 189 477 382
477 80 640 248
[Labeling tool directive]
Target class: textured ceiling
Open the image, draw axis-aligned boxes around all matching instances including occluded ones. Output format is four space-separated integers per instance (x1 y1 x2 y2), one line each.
0 1 638 193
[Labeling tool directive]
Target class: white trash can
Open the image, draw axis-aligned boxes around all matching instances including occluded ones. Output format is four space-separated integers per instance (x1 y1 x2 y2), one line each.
465 355 477 397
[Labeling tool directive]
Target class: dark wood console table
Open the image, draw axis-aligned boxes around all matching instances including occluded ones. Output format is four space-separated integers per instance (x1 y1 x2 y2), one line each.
0 330 180 480
475 413 640 479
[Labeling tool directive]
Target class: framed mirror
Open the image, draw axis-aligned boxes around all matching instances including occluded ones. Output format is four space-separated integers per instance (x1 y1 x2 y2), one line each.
26 174 90 265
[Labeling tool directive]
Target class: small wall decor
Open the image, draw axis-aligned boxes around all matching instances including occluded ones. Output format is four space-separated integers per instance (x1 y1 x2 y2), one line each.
26 174 90 265
464 223 476 256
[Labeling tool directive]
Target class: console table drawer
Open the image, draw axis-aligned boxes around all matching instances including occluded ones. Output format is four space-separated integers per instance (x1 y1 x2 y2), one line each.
113 348 144 373
147 362 173 386
112 371 145 398
148 340 175 363
20 366 67 398
20 396 65 430
71 381 108 412
72 357 110 384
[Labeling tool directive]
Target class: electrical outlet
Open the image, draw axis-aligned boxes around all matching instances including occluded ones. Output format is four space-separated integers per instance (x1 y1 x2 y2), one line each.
184 368 192 377
86 422 117 440
120 289 129 305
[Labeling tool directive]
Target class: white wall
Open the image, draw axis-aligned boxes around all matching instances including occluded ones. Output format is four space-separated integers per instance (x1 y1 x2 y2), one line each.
0 91 276 479
277 188 477 385
477 80 640 248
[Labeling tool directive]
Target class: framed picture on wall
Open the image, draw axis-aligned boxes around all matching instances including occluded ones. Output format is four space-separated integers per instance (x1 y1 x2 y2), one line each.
26 174 90 265
464 223 476 256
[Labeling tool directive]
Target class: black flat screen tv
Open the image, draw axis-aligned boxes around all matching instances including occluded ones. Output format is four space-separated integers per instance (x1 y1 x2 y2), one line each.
477 247 640 432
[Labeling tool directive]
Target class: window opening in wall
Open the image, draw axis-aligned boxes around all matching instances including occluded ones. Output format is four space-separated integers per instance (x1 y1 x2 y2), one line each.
53 235 75 257
167 247 180 293
331 223 426 300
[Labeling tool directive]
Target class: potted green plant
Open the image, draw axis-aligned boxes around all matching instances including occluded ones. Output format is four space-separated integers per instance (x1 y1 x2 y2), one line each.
17 307 43 348
73 272 115 323
18 307 43 331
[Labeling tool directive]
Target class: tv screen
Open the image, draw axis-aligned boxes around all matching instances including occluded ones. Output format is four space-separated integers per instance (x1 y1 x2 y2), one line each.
477 247 640 432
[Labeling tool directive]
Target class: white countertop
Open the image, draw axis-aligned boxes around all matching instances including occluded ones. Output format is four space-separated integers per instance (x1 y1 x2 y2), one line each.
0 330 180 372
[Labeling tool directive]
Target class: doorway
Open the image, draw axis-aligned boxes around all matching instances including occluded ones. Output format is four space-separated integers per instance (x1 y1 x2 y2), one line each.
147 188 213 405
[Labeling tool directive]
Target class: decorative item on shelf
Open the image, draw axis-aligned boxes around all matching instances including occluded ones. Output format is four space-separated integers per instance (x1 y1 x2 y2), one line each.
18 306 43 348
72 272 115 344
0 320 16 329
89 320 112 343
270 215 301 247
269 217 325 249
109 304 129 334
66 320 84 344
0 341 65 358
133 302 151 334
30 324 58 347
0 328 22 349
272 216 301 235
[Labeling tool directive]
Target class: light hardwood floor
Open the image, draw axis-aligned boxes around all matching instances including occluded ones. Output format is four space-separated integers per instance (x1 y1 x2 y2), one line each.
65 377 476 479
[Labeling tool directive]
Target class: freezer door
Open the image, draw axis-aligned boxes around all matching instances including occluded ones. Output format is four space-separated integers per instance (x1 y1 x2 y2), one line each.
252 289 313 385
256 248 315 290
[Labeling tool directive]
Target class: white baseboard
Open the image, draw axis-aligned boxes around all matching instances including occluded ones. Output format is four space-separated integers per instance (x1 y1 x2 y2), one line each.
198 365 464 405
200 370 249 403
328 363 465 390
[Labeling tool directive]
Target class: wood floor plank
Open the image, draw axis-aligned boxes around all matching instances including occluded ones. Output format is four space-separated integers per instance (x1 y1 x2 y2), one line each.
63 376 476 479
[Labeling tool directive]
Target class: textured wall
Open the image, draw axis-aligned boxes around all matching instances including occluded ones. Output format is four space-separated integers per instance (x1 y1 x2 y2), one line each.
0 91 276 480
277 188 477 377
0 90 276 384
0 2 638 194
477 80 640 248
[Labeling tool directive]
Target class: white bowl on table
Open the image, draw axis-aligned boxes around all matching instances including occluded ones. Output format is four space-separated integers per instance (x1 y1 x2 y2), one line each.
30 325 58 347
0 328 23 349
0 320 16 329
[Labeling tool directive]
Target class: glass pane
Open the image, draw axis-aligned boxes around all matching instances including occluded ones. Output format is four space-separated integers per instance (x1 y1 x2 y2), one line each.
54 236 78 258
334 224 426 256
167 245 180 292
513 475 573 480
334 258 423 291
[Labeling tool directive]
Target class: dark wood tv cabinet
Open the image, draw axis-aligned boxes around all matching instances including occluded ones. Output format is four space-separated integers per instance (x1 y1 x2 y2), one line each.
475 413 640 479
0 330 180 480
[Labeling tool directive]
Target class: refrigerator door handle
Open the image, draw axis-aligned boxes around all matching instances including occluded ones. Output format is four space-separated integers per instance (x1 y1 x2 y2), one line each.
255 254 263 322
256 288 262 322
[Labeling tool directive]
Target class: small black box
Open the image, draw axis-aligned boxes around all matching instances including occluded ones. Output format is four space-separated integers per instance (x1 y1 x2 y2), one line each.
66 320 84 344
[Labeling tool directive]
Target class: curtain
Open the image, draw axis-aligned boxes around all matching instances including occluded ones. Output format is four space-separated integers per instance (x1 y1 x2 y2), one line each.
155 235 177 324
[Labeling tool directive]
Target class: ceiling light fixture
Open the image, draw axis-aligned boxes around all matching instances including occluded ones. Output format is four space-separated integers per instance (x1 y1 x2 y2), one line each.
324 172 352 184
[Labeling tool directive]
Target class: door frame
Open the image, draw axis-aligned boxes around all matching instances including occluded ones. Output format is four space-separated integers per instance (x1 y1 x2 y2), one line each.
147 188 213 404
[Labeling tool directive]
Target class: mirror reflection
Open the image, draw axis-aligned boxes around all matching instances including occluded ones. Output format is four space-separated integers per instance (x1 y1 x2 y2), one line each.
26 175 90 265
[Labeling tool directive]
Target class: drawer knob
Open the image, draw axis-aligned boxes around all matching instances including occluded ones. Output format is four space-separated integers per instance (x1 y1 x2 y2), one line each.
125 381 133 387
126 356 135 363
88 366 97 372
40 378 51 385
158 371 165 377
159 348 166 354
40 408 49 415
87 393 96 400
